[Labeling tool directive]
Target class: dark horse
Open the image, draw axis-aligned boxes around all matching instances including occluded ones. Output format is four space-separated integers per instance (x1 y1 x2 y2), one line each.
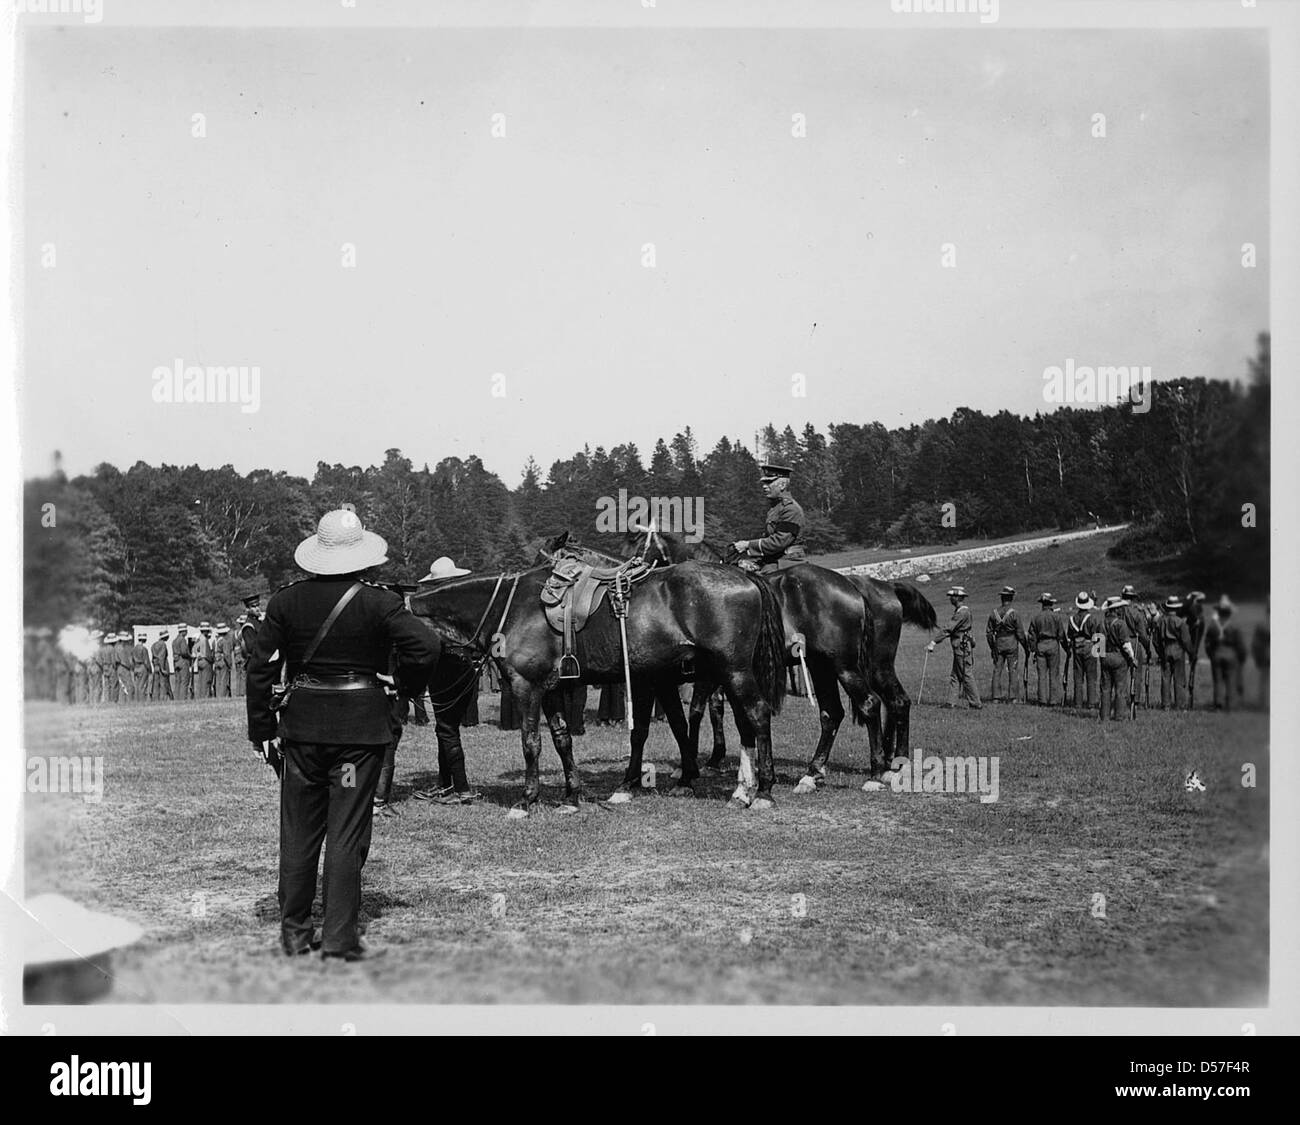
409 557 787 815
620 527 937 786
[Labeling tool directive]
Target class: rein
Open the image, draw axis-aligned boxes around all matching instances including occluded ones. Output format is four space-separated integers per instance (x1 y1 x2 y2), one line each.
415 571 522 712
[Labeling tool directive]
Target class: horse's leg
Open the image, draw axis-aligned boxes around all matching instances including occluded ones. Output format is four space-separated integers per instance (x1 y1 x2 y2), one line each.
507 676 545 819
723 674 775 811
794 658 844 795
606 679 656 804
655 681 699 796
707 688 727 769
542 690 584 812
870 663 912 781
686 679 710 769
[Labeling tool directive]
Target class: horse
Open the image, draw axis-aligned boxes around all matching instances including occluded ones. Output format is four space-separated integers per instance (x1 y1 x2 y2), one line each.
409 555 788 815
618 526 937 785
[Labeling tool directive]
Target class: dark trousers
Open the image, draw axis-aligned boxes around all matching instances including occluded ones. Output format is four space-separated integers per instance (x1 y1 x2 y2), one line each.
279 740 385 955
174 664 191 700
597 682 626 725
435 707 470 792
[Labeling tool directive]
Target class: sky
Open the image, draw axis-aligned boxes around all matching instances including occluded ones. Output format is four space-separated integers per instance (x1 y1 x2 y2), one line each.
18 20 1268 484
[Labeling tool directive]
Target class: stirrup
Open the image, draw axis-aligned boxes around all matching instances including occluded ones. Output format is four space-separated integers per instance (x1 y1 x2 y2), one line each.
557 653 581 680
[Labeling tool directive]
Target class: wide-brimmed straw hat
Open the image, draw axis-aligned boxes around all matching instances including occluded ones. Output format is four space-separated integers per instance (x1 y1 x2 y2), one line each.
1163 595 1183 611
294 509 388 576
420 556 471 582
1074 591 1094 609
1102 596 1128 611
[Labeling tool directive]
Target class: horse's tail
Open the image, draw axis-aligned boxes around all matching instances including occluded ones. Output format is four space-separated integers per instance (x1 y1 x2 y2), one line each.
750 576 788 715
894 580 937 632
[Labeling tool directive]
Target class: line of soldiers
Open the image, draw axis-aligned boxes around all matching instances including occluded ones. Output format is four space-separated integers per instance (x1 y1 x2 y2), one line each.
23 603 264 704
927 585 1269 719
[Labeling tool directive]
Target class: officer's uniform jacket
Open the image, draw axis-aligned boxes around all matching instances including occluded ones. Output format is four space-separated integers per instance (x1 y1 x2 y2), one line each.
246 576 439 746
748 495 806 569
935 604 975 651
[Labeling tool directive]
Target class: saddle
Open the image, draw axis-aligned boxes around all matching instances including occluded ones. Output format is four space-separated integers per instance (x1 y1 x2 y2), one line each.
540 552 652 678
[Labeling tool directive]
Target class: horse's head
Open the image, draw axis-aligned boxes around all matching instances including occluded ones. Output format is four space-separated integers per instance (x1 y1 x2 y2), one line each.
623 521 728 566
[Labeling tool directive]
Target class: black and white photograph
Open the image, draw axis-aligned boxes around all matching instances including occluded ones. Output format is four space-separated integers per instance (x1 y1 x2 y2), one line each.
3 0 1297 1047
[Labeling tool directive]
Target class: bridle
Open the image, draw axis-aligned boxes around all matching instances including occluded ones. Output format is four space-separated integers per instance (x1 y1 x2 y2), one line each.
410 572 522 711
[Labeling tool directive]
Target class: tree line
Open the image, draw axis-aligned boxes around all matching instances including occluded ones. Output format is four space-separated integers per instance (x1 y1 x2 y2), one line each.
24 334 1269 628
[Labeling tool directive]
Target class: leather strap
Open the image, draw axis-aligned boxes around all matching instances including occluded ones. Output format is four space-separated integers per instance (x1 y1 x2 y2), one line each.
300 582 363 669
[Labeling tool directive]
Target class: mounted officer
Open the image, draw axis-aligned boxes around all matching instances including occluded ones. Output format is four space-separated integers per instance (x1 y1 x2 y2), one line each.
246 508 437 961
926 586 982 709
986 586 1028 703
731 464 806 574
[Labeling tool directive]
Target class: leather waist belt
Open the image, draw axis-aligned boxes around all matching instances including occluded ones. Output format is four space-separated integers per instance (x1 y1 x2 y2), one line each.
290 673 385 691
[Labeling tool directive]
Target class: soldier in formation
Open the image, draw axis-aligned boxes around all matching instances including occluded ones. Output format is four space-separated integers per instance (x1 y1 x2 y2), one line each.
1205 595 1247 712
985 586 1027 703
1099 595 1139 721
1027 593 1066 706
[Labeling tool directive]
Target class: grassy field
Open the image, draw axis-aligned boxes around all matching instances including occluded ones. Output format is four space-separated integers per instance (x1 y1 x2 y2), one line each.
22 536 1268 1006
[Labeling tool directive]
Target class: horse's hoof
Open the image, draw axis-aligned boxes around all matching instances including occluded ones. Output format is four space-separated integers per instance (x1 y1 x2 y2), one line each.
750 795 776 811
669 784 695 799
556 803 580 815
726 796 750 810
605 790 633 805
506 805 529 820
861 780 886 792
793 775 819 795
705 760 726 774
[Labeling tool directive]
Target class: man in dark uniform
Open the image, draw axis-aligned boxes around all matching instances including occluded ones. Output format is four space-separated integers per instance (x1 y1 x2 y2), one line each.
1099 596 1139 721
237 595 263 696
172 625 192 700
1156 595 1193 710
152 629 174 701
731 464 806 574
246 508 437 961
986 586 1028 702
233 616 248 697
1027 593 1066 705
926 586 982 709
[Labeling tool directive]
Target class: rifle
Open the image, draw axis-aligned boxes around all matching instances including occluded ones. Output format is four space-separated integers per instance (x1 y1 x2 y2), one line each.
1129 662 1138 721
1143 659 1151 708
1022 649 1030 701
1062 647 1071 705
